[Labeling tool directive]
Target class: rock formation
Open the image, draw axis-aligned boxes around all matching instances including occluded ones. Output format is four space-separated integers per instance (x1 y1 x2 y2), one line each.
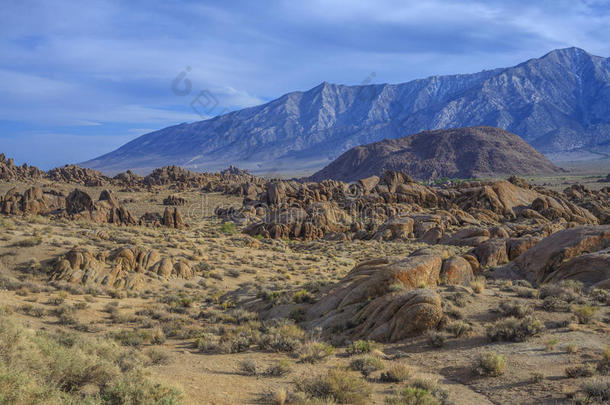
304 248 480 342
495 225 610 288
51 246 195 289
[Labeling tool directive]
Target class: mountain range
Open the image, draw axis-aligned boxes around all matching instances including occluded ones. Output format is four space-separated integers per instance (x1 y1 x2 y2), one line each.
83 47 610 175
309 126 563 182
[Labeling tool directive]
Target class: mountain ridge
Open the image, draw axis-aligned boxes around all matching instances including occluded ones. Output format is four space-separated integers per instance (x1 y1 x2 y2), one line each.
83 47 610 175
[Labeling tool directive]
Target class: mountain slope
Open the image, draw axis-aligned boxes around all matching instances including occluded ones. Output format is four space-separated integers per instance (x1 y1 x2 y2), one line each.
83 47 610 175
309 126 563 182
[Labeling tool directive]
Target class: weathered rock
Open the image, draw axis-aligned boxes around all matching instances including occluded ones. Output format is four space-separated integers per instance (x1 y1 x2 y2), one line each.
373 215 414 241
47 165 109 186
441 256 474 285
304 258 443 342
66 189 95 215
495 225 610 287
0 153 44 181
51 246 194 289
348 289 443 342
162 207 185 229
506 236 540 260
163 194 187 206
304 251 446 342
473 239 508 267
440 227 490 246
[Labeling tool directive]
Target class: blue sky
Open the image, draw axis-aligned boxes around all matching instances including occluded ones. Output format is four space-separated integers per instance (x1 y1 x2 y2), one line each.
1 0 609 169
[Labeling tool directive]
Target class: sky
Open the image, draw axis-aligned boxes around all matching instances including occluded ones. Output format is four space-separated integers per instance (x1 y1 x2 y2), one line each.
1 0 609 169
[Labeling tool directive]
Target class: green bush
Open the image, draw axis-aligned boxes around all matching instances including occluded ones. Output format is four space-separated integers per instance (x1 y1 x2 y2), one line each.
298 341 335 363
384 387 440 405
486 316 543 342
475 352 506 377
346 340 377 356
296 368 372 405
573 305 597 324
220 222 236 235
498 301 532 318
0 315 182 404
349 356 384 377
380 362 414 383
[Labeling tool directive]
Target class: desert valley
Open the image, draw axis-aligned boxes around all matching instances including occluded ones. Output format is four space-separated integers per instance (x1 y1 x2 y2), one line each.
1 125 609 404
1 2 610 404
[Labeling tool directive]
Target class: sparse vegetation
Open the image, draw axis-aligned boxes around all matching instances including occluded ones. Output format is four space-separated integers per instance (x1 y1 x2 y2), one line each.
0 315 182 404
475 352 506 377
346 340 377 356
295 368 372 405
380 362 414 383
486 316 543 342
349 356 384 377
573 305 597 324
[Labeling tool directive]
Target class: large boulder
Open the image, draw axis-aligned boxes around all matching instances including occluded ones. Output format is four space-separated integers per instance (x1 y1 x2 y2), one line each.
162 207 185 229
304 251 446 342
373 215 414 241
441 256 474 285
495 225 610 287
347 289 442 342
473 239 508 268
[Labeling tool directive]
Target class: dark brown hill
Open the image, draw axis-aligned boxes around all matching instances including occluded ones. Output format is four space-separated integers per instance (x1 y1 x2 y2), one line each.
309 126 563 182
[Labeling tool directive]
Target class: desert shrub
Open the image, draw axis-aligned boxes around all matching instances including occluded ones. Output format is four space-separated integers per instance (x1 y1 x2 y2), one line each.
530 372 544 383
108 289 127 299
470 276 486 294
573 305 597 324
292 289 315 304
566 343 579 354
220 222 236 235
427 332 446 348
0 274 22 291
264 359 293 377
259 321 306 352
544 337 559 351
349 356 384 377
384 387 440 405
194 333 219 353
380 362 414 383
238 359 259 376
542 296 570 312
498 301 532 318
19 304 45 318
565 363 596 378
145 348 171 365
225 269 240 278
474 352 506 377
597 347 609 374
589 289 609 305
446 321 472 338
515 287 538 299
498 280 514 291
298 341 335 363
257 289 288 306
449 292 469 307
539 281 580 301
296 368 372 405
486 316 543 342
580 377 609 402
110 327 165 348
346 340 377 356
160 293 195 309
0 315 182 404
